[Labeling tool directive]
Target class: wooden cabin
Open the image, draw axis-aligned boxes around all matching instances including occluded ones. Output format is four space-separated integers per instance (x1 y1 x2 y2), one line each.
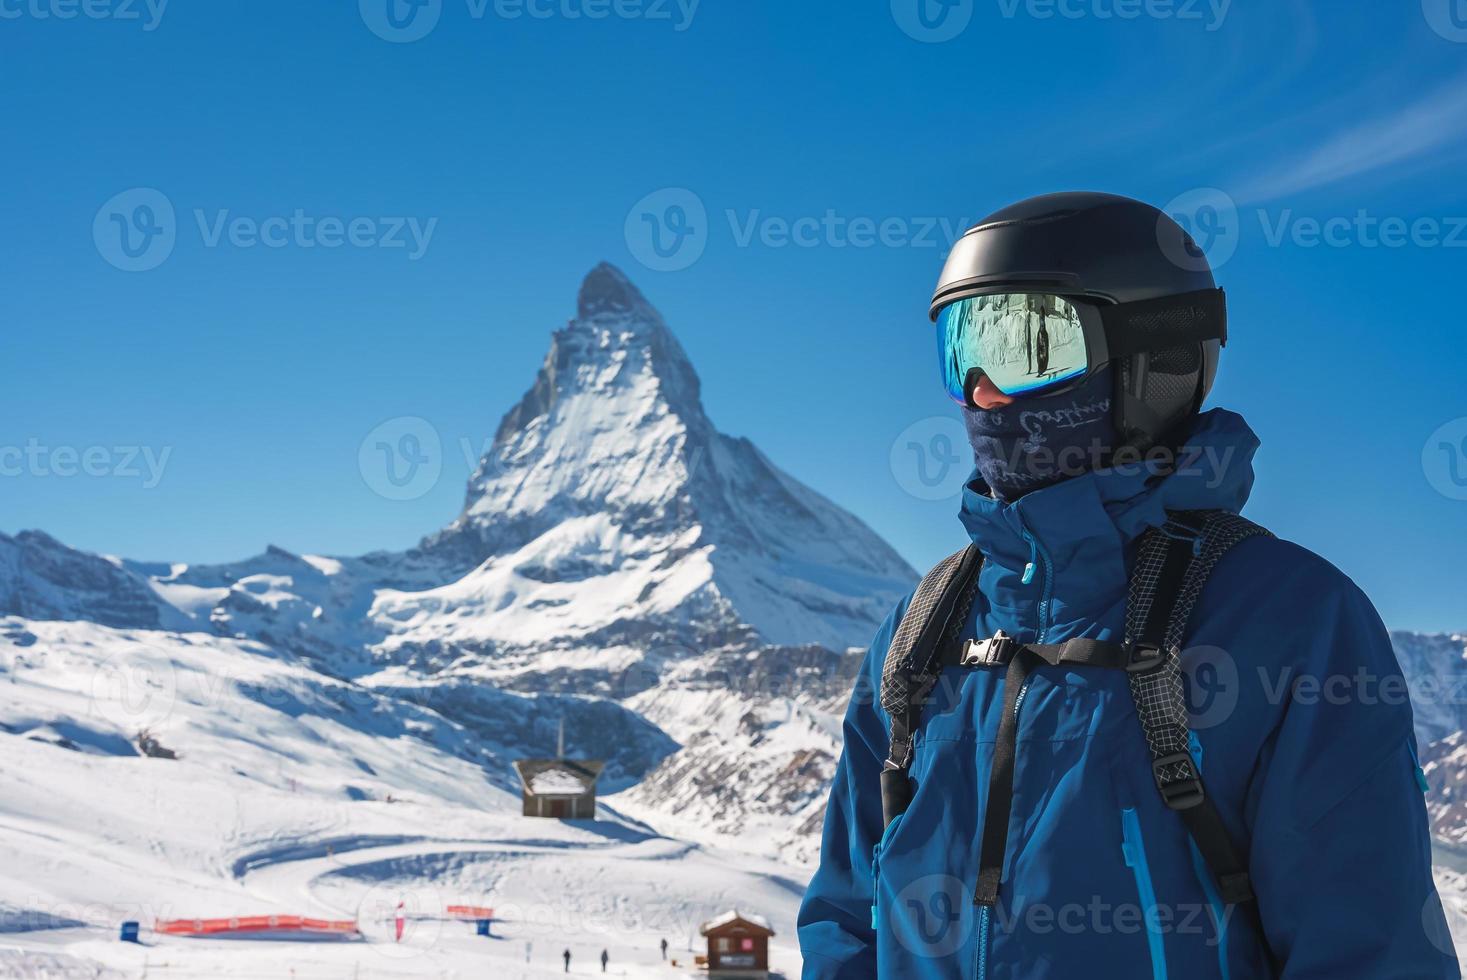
699 910 774 978
513 718 603 819
511 758 603 818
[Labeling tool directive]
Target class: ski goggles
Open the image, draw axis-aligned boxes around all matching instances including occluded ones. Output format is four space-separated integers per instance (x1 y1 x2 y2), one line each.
933 288 1228 405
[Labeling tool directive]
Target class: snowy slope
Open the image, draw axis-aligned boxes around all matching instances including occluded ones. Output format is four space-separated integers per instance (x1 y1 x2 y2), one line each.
0 619 809 978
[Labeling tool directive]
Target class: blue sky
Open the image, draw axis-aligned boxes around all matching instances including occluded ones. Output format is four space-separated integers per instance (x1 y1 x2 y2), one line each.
3 1 1466 632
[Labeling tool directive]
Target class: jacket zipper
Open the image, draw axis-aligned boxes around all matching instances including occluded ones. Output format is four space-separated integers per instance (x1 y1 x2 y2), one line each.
976 904 991 980
975 523 1050 978
1121 807 1168 980
871 815 902 932
1020 526 1054 642
1187 734 1231 979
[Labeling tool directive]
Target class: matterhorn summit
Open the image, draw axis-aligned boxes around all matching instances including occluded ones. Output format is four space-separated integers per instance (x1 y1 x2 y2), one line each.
404 262 917 660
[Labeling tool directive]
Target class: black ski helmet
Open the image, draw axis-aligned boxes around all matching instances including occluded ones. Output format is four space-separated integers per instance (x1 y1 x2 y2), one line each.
931 191 1222 452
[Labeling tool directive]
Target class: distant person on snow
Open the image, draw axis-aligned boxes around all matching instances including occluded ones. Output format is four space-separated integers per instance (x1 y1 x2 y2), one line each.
563 948 571 972
660 937 668 960
797 192 1457 978
600 948 609 972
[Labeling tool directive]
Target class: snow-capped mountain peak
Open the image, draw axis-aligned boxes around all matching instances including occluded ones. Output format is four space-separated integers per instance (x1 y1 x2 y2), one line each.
418 263 915 652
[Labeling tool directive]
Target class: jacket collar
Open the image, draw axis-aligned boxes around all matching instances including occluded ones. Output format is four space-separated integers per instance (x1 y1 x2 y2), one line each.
957 409 1260 608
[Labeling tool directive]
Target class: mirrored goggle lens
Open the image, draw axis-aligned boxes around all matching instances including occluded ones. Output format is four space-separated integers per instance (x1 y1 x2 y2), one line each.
936 293 1090 403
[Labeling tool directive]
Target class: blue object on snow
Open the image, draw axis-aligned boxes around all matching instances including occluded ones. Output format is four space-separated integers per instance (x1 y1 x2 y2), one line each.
477 919 491 937
119 921 140 943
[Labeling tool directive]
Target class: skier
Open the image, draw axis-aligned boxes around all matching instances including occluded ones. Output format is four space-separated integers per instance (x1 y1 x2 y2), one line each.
797 192 1458 978
660 937 668 961
563 947 571 972
600 948 609 972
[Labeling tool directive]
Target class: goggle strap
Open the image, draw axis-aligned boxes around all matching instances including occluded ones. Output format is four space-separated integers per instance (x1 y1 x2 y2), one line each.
1099 288 1227 360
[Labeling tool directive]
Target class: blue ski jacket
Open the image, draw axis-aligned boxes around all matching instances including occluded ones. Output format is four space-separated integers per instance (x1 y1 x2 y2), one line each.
799 410 1458 979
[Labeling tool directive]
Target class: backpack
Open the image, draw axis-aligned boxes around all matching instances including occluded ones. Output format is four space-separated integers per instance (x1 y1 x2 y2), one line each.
878 509 1270 908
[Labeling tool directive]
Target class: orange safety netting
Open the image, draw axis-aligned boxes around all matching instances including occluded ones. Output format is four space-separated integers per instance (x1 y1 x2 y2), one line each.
444 905 494 919
154 915 361 936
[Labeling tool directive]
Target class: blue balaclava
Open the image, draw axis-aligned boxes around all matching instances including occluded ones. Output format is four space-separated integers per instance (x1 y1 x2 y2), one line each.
962 365 1120 501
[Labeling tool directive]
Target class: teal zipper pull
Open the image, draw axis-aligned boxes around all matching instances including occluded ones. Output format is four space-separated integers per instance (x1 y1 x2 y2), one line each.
1021 532 1039 586
1407 739 1430 793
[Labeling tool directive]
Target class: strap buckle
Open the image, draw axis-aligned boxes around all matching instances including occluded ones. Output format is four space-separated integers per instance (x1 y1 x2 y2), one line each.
1124 642 1167 674
962 630 1018 667
1152 752 1205 810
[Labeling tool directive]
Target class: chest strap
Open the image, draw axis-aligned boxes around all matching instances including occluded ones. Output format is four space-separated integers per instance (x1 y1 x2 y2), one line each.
966 633 1147 906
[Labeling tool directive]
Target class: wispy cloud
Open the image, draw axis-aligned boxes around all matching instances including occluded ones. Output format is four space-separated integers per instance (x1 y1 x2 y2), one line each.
1233 74 1467 204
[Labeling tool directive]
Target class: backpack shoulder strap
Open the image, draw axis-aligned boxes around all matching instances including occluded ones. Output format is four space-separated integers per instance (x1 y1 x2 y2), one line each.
1127 509 1272 905
878 543 984 828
